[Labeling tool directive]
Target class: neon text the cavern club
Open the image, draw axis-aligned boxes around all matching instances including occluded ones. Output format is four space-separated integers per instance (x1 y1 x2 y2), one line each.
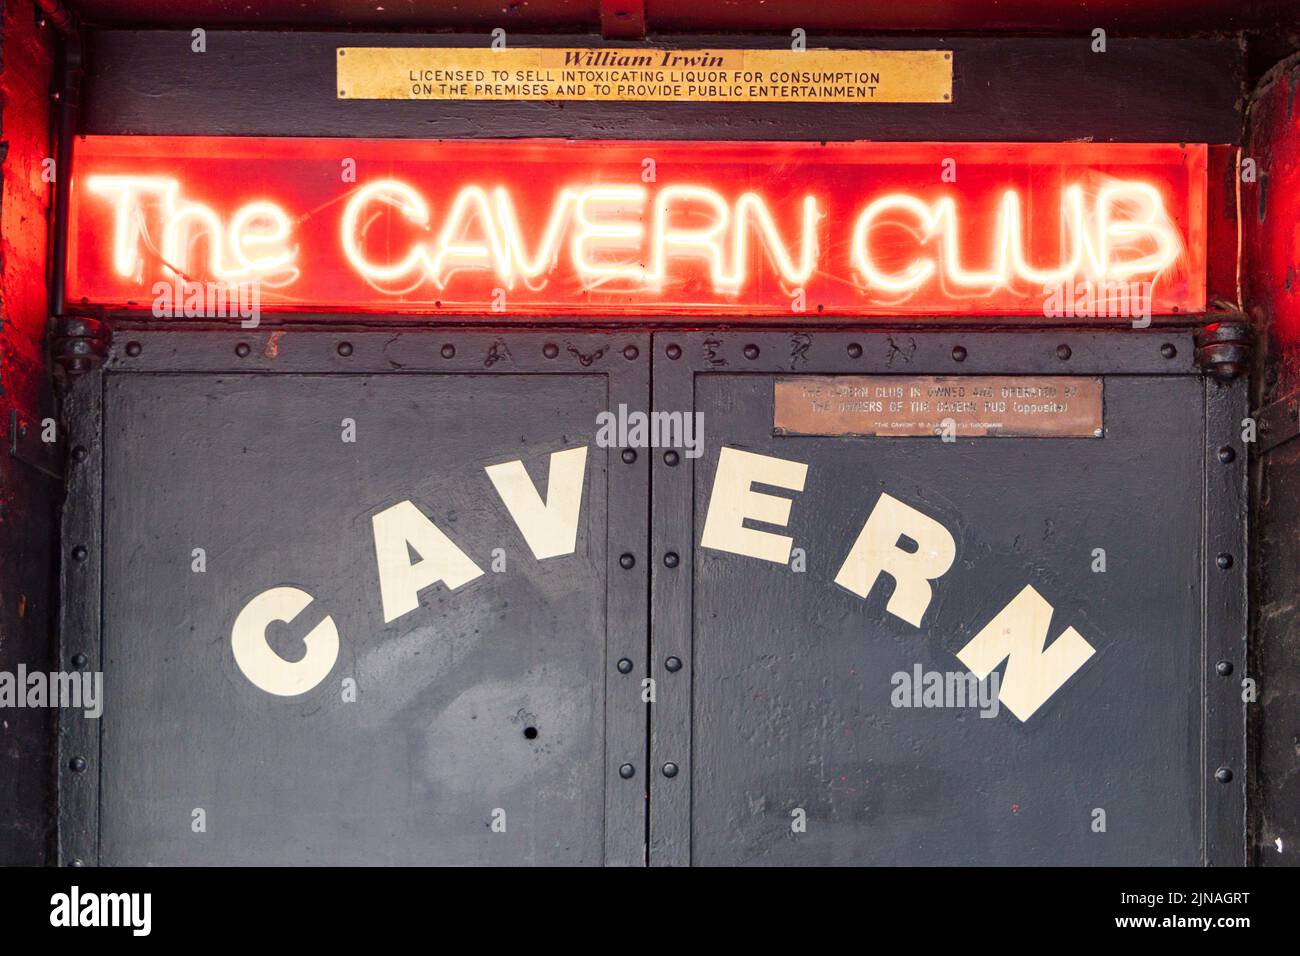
87 175 1182 296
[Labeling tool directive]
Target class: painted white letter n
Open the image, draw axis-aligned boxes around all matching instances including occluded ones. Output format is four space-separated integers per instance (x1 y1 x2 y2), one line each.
956 584 1096 721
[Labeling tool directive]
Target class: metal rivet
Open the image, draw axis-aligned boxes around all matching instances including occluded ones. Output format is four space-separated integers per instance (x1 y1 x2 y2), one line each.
337 342 353 357
72 446 88 462
952 345 967 362
72 546 88 562
663 450 680 466
441 344 455 359
1160 343 1177 359
666 343 682 360
69 859 84 867
847 343 863 358
1215 767 1233 784
125 341 142 357
72 653 88 670
616 658 633 674
1216 660 1233 676
665 656 683 672
743 344 760 360
621 449 636 464
1218 446 1235 464
70 756 87 773
623 344 639 360
663 552 679 568
662 762 679 778
543 343 559 359
618 763 635 779
619 553 635 570
1216 553 1233 570
235 342 251 358
1056 344 1072 361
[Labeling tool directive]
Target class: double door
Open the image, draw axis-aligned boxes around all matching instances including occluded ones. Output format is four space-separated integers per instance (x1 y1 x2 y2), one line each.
57 328 1245 865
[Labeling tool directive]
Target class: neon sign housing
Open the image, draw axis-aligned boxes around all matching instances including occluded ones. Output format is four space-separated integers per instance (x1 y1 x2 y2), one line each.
68 137 1207 317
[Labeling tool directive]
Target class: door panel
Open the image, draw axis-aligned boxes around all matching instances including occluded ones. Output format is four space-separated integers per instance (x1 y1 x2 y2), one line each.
82 332 648 865
649 330 1244 866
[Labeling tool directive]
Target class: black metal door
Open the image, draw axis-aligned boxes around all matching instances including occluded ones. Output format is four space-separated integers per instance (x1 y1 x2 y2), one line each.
648 330 1246 866
58 328 1245 866
58 331 648 866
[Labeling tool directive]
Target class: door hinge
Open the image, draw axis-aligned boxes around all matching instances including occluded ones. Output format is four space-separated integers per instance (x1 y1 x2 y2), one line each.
51 313 109 376
1194 320 1251 382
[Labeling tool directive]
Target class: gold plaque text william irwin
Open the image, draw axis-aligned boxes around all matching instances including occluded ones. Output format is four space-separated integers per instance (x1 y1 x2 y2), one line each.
336 47 953 103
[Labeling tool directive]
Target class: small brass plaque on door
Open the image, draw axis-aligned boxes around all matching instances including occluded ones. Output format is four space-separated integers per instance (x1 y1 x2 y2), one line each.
773 376 1104 438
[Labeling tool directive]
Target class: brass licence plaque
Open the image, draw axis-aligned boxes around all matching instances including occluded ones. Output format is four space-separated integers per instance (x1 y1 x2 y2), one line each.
336 47 952 103
773 376 1104 438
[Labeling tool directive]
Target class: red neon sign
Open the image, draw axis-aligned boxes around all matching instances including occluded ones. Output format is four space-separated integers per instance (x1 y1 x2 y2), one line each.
68 137 1206 317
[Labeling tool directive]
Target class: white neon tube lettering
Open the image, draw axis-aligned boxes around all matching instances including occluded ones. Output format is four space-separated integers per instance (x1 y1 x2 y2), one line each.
723 193 820 288
851 183 1181 292
341 182 820 291
85 175 180 278
649 186 730 286
930 196 1011 287
571 186 647 282
91 174 1183 299
1097 182 1181 280
162 203 227 279
340 179 431 282
428 186 510 287
88 174 296 282
230 201 295 273
851 193 938 292
1005 186 1087 284
494 187 576 281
